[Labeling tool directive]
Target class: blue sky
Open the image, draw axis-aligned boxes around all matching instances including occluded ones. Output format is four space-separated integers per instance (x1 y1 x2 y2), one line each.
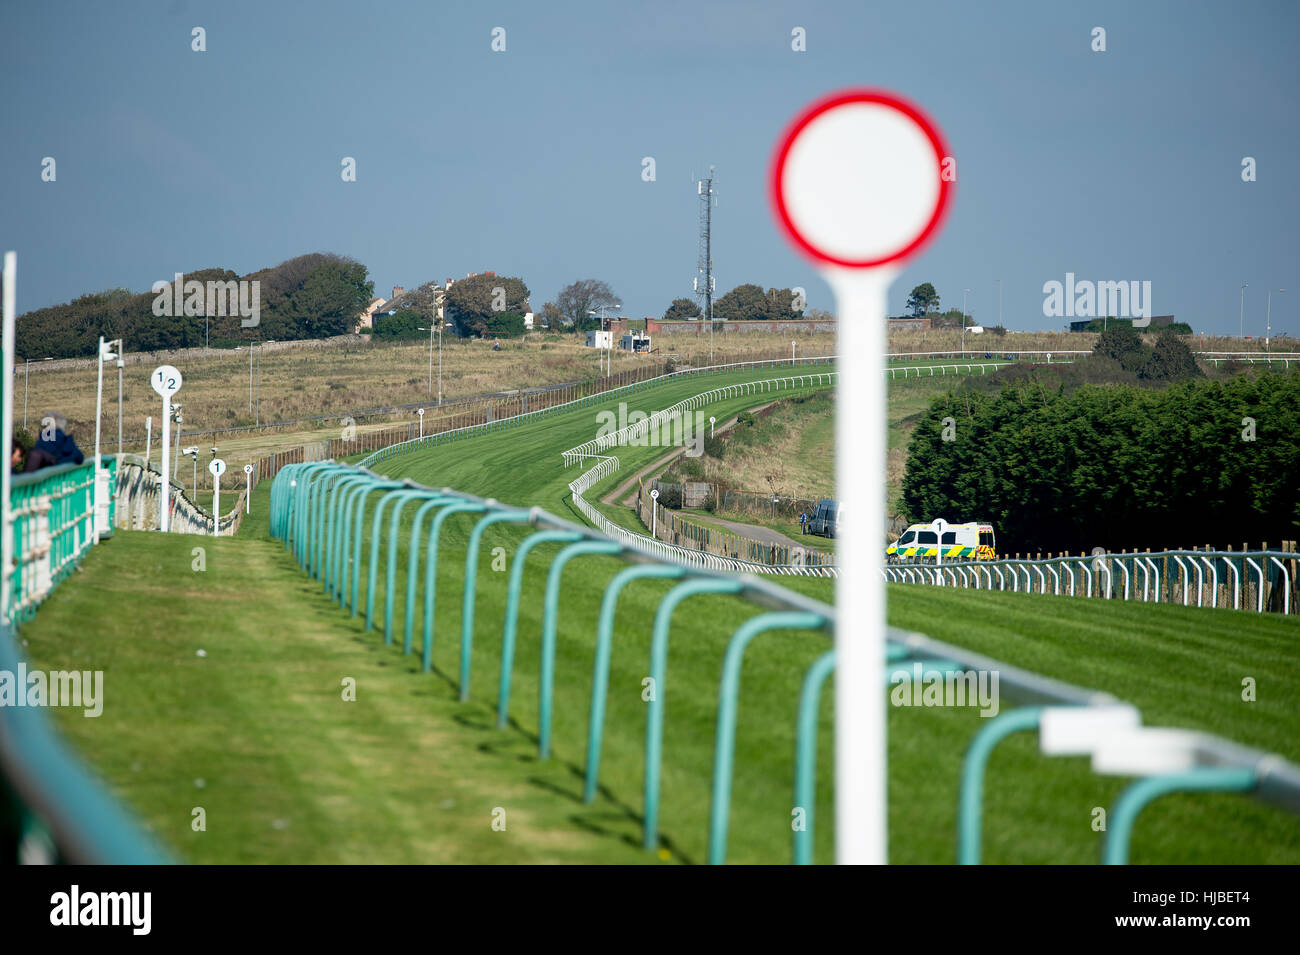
3 0 1297 335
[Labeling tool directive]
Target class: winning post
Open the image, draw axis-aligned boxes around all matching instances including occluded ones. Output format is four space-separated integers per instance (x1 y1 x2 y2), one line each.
770 90 952 864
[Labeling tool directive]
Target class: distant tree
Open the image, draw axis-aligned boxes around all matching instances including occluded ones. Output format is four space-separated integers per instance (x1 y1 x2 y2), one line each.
14 252 375 357
445 273 531 337
555 279 619 331
765 287 804 320
1094 324 1148 373
287 258 375 337
906 283 940 317
662 297 701 322
372 310 424 340
1139 329 1201 381
484 311 526 338
540 301 564 328
713 283 768 321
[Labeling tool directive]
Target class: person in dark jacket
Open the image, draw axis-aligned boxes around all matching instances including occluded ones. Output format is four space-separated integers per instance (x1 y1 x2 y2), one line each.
34 412 84 466
23 446 58 472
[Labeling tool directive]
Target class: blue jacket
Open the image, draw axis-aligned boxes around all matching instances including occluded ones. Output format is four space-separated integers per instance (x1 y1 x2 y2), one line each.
34 429 84 466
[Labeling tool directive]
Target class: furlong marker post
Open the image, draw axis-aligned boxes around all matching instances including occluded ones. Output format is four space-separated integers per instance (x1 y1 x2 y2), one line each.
771 90 952 864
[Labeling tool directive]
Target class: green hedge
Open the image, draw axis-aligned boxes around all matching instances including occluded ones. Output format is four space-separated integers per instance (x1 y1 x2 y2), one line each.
902 371 1300 553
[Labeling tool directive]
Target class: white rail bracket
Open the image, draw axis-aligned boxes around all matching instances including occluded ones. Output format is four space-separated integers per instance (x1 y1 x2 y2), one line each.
1040 704 1141 756
1091 727 1202 776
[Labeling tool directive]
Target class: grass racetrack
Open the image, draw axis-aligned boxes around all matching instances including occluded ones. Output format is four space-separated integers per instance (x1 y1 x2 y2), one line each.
18 366 1300 863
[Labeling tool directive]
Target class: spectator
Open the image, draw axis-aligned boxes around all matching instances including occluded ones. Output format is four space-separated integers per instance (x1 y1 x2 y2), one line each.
24 444 57 472
9 432 55 473
34 411 83 466
799 510 809 534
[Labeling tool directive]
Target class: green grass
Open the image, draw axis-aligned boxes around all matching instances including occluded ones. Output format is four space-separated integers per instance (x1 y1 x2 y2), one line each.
18 365 1300 864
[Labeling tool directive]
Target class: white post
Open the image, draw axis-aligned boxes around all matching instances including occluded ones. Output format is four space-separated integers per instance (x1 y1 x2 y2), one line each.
209 458 226 536
1 252 16 623
94 336 105 543
160 396 171 530
650 487 660 537
771 89 951 865
151 366 182 531
117 350 124 458
827 268 895 867
244 464 252 514
418 407 425 437
145 416 153 468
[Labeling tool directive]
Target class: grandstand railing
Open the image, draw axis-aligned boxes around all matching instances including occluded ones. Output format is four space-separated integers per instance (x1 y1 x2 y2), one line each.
270 461 1300 864
885 548 1298 615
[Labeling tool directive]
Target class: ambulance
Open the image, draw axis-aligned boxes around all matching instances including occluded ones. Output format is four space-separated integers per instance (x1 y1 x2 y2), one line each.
886 518 996 562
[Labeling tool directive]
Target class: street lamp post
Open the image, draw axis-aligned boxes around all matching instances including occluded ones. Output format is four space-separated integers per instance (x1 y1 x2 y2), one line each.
182 446 198 497
588 303 622 378
419 324 444 403
1266 289 1286 354
116 352 124 457
172 404 183 480
996 279 1002 328
23 358 29 430
1240 283 1248 340
93 337 122 543
961 288 972 355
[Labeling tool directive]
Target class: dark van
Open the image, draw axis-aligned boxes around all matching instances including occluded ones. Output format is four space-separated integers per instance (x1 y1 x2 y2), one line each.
808 498 842 538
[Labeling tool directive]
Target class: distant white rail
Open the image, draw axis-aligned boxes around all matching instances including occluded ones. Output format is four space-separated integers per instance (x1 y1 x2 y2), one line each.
884 549 1295 615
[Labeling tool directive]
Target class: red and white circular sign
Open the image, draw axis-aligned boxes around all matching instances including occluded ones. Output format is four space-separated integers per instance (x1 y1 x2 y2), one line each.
771 89 952 269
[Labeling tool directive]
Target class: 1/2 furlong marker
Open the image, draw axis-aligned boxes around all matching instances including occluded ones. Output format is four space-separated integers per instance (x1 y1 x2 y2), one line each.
151 365 183 532
771 89 952 864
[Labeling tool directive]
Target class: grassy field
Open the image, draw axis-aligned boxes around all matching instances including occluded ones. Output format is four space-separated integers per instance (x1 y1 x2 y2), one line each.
15 325 1283 461
20 364 1300 864
652 372 958 535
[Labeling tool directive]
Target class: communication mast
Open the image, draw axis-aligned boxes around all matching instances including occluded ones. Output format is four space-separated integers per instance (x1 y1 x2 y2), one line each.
693 166 717 362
